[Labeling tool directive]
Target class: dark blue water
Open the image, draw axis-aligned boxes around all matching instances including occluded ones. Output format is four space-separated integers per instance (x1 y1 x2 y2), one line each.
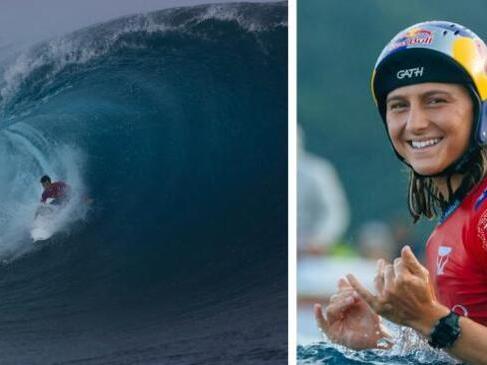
0 2 287 364
297 343 455 365
298 327 461 365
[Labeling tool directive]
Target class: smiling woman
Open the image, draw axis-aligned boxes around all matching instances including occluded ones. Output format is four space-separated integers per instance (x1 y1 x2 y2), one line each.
314 20 487 365
386 83 473 177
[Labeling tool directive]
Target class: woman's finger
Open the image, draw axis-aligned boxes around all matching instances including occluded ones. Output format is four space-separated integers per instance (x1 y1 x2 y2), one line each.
374 259 385 294
383 264 395 296
347 274 377 310
401 245 428 277
325 293 356 323
337 277 351 290
314 303 329 332
330 287 354 300
393 257 409 281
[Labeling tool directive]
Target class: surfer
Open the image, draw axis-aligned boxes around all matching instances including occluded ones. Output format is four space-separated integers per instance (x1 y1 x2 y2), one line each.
40 175 70 206
314 21 487 364
32 175 71 240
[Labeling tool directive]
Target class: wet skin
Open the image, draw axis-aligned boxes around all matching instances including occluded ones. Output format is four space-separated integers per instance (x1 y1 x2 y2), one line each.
385 82 473 177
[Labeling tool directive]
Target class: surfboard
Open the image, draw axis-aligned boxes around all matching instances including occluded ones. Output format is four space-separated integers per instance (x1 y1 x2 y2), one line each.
30 204 58 242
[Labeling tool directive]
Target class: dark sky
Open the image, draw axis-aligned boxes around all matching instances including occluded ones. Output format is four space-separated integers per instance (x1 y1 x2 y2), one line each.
0 0 278 46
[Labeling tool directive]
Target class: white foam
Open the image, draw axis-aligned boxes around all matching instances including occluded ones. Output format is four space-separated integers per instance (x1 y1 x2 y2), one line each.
0 123 89 260
0 3 286 113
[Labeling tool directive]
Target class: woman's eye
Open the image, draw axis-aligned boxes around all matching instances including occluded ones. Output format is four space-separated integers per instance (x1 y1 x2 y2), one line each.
428 97 446 105
388 103 406 111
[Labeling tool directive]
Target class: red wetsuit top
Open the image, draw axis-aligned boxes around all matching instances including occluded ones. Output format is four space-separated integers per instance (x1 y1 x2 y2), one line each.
426 177 487 325
41 181 69 203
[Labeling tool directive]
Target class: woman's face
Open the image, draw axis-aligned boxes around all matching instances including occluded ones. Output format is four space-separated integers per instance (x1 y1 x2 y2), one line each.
386 82 474 176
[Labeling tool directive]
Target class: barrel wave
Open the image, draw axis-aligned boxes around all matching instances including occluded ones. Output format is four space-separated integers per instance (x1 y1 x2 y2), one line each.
0 2 287 364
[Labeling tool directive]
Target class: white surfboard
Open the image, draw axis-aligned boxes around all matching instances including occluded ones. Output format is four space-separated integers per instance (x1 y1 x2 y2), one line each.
30 203 58 242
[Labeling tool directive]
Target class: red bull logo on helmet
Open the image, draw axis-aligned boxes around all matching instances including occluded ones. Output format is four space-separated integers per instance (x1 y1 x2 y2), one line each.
391 28 433 50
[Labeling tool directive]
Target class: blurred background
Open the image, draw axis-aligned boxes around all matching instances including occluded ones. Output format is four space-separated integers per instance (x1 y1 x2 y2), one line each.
297 0 487 344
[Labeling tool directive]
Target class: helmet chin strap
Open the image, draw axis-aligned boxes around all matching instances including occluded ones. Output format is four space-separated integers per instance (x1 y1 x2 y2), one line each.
402 146 478 211
409 144 478 179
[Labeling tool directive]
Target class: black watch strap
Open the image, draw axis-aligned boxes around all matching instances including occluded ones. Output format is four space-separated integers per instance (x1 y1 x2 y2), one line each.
428 311 461 349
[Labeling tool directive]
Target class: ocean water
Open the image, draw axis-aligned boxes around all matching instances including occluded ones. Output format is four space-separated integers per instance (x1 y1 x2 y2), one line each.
298 326 461 365
0 2 287 364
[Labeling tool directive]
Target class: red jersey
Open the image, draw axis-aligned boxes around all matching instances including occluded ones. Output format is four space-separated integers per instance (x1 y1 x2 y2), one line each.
426 177 487 325
41 181 69 203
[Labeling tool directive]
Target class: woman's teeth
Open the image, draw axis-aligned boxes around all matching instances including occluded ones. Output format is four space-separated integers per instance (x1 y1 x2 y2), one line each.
410 138 440 149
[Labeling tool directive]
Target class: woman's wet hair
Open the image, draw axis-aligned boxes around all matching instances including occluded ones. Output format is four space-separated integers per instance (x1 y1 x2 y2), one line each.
408 148 487 222
40 175 51 184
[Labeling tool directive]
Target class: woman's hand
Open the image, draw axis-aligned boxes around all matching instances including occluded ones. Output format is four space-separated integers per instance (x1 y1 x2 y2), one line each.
347 246 450 336
314 277 391 349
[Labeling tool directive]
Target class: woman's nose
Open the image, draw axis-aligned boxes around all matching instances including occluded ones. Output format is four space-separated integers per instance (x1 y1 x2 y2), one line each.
405 104 429 134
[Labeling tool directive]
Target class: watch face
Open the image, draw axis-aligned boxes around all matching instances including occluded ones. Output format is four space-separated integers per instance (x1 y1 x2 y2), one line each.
429 312 461 348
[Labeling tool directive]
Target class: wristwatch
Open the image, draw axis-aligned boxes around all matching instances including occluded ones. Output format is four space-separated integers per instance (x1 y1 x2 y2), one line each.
428 311 461 349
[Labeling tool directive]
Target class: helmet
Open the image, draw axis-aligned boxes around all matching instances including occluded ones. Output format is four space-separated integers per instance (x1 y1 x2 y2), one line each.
371 21 487 176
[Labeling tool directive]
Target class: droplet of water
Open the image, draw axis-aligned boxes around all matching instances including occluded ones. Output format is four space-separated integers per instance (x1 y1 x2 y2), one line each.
376 337 394 349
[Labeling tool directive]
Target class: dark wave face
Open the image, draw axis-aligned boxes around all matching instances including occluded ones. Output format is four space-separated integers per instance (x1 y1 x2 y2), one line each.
0 2 287 363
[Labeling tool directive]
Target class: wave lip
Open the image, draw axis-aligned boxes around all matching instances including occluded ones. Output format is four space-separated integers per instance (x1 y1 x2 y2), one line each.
0 1 287 117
